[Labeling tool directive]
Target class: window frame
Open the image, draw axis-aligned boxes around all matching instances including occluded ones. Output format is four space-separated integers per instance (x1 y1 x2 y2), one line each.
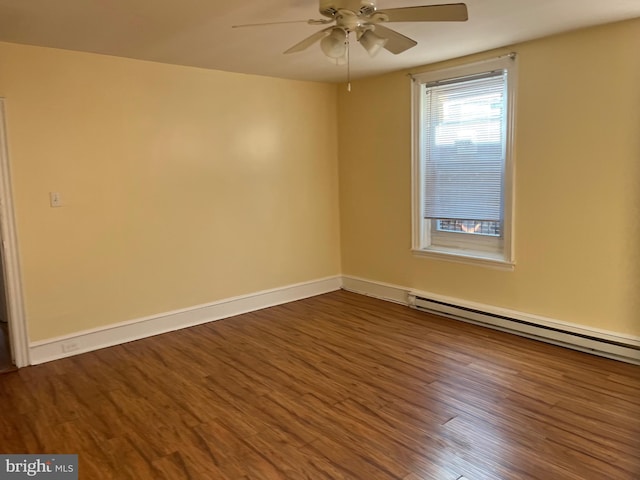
411 55 517 269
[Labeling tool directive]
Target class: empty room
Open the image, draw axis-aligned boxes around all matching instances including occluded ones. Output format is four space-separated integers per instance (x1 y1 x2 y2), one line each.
0 0 638 479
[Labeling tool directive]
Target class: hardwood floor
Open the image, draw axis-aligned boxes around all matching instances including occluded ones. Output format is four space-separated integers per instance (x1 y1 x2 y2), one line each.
0 290 638 479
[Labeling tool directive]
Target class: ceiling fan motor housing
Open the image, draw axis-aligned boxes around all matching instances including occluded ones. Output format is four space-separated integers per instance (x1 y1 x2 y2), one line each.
319 0 376 18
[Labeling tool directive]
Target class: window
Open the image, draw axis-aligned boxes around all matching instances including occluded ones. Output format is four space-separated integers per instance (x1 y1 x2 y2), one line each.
411 56 516 268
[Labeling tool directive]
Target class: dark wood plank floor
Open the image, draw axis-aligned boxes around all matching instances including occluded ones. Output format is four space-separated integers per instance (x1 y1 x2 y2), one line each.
0 290 638 479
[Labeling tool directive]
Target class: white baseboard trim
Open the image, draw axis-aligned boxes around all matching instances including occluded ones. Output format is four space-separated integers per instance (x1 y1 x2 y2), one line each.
27 274 640 366
29 276 342 365
341 275 640 365
342 275 409 305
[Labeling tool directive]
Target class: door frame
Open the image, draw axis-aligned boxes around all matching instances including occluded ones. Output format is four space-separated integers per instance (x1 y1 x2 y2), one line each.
0 98 29 367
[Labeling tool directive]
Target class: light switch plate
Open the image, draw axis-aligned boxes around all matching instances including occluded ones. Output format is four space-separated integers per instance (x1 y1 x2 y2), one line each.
49 192 62 207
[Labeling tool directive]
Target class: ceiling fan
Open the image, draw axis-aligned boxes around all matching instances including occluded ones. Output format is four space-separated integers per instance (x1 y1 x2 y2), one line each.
233 0 468 63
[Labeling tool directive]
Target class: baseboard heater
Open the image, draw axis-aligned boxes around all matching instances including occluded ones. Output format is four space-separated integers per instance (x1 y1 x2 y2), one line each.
408 293 640 365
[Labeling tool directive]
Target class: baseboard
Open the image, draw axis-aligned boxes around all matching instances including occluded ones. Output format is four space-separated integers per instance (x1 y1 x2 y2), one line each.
29 276 342 365
27 274 640 366
341 275 640 365
341 275 409 305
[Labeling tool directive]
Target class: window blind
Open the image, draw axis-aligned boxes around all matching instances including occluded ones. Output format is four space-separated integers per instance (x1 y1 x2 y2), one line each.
422 71 506 221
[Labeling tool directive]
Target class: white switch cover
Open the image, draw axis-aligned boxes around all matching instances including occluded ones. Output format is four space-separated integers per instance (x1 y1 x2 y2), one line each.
49 192 62 207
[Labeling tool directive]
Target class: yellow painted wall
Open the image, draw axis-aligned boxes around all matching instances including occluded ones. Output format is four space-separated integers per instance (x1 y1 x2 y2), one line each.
1 18 639 345
0 42 341 341
338 19 640 336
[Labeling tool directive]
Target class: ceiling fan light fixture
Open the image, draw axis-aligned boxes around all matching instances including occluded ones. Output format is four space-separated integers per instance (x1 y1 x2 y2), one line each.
359 30 388 57
242 1 469 64
320 27 348 59
330 54 348 66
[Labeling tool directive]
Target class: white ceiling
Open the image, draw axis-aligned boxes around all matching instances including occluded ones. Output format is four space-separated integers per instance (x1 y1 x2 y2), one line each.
1 0 639 83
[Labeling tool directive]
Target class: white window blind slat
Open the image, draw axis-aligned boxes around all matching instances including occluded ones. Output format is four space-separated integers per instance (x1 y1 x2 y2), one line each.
423 72 507 221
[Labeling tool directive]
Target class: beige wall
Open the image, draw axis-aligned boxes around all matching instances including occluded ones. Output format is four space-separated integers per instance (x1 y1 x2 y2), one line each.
1 17 638 345
338 18 640 336
0 42 341 341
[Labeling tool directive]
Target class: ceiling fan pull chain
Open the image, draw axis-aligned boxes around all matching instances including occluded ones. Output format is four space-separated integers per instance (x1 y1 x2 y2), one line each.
347 31 352 92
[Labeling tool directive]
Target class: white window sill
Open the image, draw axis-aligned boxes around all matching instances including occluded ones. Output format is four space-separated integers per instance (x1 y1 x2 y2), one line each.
412 247 515 271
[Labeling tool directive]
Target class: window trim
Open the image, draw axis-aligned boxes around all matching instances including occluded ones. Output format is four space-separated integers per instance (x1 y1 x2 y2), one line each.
411 55 517 268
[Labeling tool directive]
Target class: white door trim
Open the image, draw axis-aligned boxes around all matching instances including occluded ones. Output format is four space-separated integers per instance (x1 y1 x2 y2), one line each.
0 98 30 367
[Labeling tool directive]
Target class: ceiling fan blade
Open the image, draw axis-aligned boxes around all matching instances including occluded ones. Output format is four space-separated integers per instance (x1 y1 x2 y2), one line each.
380 3 468 22
284 27 334 54
373 25 417 54
232 19 330 29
